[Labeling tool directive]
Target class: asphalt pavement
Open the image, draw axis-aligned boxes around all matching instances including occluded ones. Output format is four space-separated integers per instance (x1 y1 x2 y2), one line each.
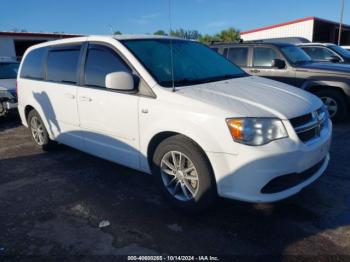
0 115 349 261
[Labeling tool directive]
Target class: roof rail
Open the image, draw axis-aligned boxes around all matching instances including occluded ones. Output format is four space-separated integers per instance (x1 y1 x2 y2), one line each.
209 39 243 45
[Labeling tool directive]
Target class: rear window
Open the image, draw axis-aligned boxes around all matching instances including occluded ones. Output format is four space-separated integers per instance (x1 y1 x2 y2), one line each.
47 45 81 84
228 47 248 67
20 47 47 80
0 63 19 79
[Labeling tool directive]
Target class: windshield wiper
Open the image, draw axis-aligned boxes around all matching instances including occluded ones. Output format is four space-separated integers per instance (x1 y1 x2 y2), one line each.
196 74 245 84
160 74 245 87
159 78 199 87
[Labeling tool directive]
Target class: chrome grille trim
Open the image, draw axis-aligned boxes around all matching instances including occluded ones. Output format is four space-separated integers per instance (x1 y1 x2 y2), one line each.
294 120 319 133
290 107 328 143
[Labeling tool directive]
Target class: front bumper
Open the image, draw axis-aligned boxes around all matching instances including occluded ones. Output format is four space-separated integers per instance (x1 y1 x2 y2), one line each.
0 99 18 116
207 119 332 203
4 101 18 110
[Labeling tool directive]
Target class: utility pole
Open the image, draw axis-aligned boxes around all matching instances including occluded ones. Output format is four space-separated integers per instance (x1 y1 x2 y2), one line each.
338 0 345 45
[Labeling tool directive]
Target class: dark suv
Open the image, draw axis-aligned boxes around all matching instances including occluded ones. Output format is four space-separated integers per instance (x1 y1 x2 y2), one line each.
297 43 350 64
210 42 350 120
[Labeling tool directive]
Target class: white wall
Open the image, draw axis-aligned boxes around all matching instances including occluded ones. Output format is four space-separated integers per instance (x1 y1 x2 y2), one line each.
241 20 314 41
0 35 60 58
0 37 16 57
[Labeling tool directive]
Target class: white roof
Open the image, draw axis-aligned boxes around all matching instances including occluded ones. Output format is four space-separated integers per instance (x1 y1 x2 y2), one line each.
21 34 195 60
24 34 185 50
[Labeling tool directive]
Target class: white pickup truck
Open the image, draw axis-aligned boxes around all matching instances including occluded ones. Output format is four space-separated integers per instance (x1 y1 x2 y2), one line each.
0 57 19 117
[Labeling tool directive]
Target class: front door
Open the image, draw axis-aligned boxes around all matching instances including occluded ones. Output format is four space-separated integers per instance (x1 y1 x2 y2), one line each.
77 43 140 169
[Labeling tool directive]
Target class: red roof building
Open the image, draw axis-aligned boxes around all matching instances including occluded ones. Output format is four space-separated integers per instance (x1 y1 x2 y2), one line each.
241 17 350 45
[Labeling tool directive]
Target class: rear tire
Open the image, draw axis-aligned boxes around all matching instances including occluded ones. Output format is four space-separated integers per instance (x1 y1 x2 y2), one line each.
314 89 348 122
152 135 217 213
27 110 55 151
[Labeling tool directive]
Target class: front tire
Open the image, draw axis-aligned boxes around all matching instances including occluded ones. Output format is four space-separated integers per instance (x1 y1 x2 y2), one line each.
27 110 54 151
314 89 348 121
152 135 217 213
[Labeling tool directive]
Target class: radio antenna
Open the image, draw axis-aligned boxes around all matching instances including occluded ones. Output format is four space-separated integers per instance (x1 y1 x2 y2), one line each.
109 24 115 35
168 0 175 92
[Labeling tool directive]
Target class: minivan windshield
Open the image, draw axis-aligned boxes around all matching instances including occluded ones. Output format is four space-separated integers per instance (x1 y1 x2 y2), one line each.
121 39 247 87
280 46 312 65
0 62 19 79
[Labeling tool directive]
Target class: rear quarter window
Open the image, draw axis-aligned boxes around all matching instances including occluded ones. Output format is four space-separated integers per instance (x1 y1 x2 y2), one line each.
20 47 47 80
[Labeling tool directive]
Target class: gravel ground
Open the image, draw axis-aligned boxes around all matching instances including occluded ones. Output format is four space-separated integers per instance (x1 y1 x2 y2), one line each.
0 114 349 261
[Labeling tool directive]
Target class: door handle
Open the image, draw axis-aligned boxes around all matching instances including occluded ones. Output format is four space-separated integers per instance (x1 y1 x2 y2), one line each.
249 69 261 73
80 96 92 102
64 93 75 99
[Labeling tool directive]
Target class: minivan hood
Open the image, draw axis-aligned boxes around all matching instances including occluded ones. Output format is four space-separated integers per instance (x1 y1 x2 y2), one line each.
177 76 322 119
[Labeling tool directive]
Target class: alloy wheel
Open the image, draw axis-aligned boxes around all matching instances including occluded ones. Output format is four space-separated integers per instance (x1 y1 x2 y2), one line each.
321 96 338 118
160 151 199 201
30 116 45 146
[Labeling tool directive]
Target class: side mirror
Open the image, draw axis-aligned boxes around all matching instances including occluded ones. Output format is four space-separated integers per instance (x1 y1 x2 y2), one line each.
328 56 341 63
105 71 134 91
271 59 286 69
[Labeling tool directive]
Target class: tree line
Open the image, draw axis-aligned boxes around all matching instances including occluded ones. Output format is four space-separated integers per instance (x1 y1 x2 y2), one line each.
114 27 241 43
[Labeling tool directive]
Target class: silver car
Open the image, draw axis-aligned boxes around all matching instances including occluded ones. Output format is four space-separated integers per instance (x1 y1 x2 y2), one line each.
0 57 19 117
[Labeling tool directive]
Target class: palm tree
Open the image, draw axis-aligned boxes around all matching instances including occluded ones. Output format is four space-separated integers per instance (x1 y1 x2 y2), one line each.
216 28 240 42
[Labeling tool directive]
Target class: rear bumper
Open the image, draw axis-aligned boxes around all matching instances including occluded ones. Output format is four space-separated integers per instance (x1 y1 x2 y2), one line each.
207 120 332 203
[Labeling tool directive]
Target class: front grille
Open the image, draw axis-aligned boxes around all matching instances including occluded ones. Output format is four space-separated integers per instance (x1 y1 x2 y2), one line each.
298 128 318 142
290 107 328 143
290 113 313 127
261 157 326 194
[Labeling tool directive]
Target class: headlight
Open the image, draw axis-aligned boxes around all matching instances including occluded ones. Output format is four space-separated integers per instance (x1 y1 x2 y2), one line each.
226 118 288 146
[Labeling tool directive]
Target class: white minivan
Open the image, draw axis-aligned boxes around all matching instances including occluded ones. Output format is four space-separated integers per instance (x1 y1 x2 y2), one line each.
17 35 332 211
